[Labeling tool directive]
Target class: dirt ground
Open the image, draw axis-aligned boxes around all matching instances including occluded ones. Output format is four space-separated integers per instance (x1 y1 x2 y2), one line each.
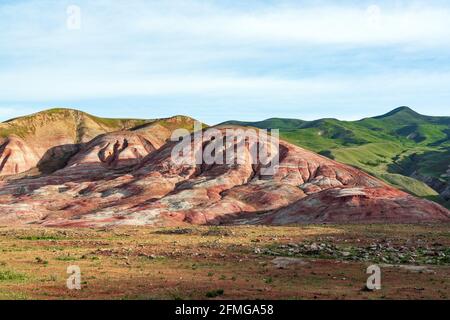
0 224 449 300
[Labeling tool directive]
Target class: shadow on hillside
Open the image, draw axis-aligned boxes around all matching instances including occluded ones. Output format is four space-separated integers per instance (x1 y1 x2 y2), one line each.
37 144 81 174
387 147 450 195
1 143 143 196
387 147 449 175
2 130 289 202
206 210 270 226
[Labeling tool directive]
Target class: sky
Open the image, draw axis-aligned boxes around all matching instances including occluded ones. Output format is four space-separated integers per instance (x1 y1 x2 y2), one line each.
1 0 450 124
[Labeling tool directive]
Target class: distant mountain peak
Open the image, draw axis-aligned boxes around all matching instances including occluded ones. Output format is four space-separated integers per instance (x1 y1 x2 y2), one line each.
395 106 414 111
374 106 421 119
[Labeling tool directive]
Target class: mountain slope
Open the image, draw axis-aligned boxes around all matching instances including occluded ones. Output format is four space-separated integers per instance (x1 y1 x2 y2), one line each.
224 118 306 130
0 109 199 177
0 126 447 227
221 107 450 206
1 108 149 143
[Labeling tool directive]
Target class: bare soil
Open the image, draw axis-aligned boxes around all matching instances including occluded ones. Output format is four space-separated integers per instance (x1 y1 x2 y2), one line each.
0 224 449 300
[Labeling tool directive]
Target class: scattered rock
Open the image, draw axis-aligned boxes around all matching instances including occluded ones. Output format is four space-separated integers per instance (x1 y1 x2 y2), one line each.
154 228 194 235
271 257 308 269
258 240 450 266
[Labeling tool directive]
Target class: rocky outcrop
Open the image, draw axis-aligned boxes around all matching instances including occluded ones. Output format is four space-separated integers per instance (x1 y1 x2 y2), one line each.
439 167 450 202
67 131 159 169
0 136 41 176
260 187 449 224
0 127 447 227
411 170 450 203
441 187 450 202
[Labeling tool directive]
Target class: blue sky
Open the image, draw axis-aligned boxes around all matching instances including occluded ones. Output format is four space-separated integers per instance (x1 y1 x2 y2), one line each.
1 0 450 124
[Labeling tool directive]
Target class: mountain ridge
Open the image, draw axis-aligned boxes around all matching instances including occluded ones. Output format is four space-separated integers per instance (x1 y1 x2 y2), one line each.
0 106 448 209
0 108 200 177
221 106 450 207
0 125 447 227
372 106 420 119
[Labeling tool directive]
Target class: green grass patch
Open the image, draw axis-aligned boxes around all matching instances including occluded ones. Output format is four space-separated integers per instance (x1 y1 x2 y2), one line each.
55 254 79 261
0 270 27 282
206 289 224 298
18 235 64 241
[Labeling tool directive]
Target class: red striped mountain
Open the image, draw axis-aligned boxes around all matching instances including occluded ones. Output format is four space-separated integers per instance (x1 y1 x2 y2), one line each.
0 124 447 227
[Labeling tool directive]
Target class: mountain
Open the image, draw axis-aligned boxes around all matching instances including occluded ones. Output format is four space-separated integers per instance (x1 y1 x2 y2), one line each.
221 107 450 208
0 125 447 227
0 108 198 177
224 118 306 130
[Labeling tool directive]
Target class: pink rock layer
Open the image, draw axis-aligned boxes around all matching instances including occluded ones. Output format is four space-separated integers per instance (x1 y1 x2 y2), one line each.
0 128 448 227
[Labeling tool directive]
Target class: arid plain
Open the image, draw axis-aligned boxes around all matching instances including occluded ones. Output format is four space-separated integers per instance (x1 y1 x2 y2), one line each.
0 224 449 300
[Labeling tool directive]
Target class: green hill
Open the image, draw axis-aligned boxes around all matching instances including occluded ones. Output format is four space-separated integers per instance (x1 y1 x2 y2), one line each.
221 107 450 207
224 118 306 130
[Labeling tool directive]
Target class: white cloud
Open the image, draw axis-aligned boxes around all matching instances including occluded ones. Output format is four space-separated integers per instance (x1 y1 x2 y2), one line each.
133 4 450 47
2 1 450 54
1 0 450 122
1 67 449 102
0 69 344 100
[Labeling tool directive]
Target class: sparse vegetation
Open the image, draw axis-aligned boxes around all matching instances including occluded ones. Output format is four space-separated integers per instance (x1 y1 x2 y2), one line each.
0 225 448 300
206 289 224 298
0 270 27 282
18 235 64 241
35 257 48 265
55 254 79 261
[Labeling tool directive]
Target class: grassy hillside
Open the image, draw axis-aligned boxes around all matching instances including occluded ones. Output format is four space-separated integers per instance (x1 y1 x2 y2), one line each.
0 108 151 142
0 108 202 143
222 107 450 206
225 118 306 130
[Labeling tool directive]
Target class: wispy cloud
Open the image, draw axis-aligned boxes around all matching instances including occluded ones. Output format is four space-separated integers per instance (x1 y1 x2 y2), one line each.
1 0 449 123
2 68 450 100
134 3 450 46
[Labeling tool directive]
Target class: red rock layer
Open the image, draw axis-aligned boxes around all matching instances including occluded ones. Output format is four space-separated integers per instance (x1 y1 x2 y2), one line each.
0 136 41 176
0 128 448 227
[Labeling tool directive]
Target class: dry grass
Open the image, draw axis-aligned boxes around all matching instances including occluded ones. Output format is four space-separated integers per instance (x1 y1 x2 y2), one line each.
0 224 449 300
